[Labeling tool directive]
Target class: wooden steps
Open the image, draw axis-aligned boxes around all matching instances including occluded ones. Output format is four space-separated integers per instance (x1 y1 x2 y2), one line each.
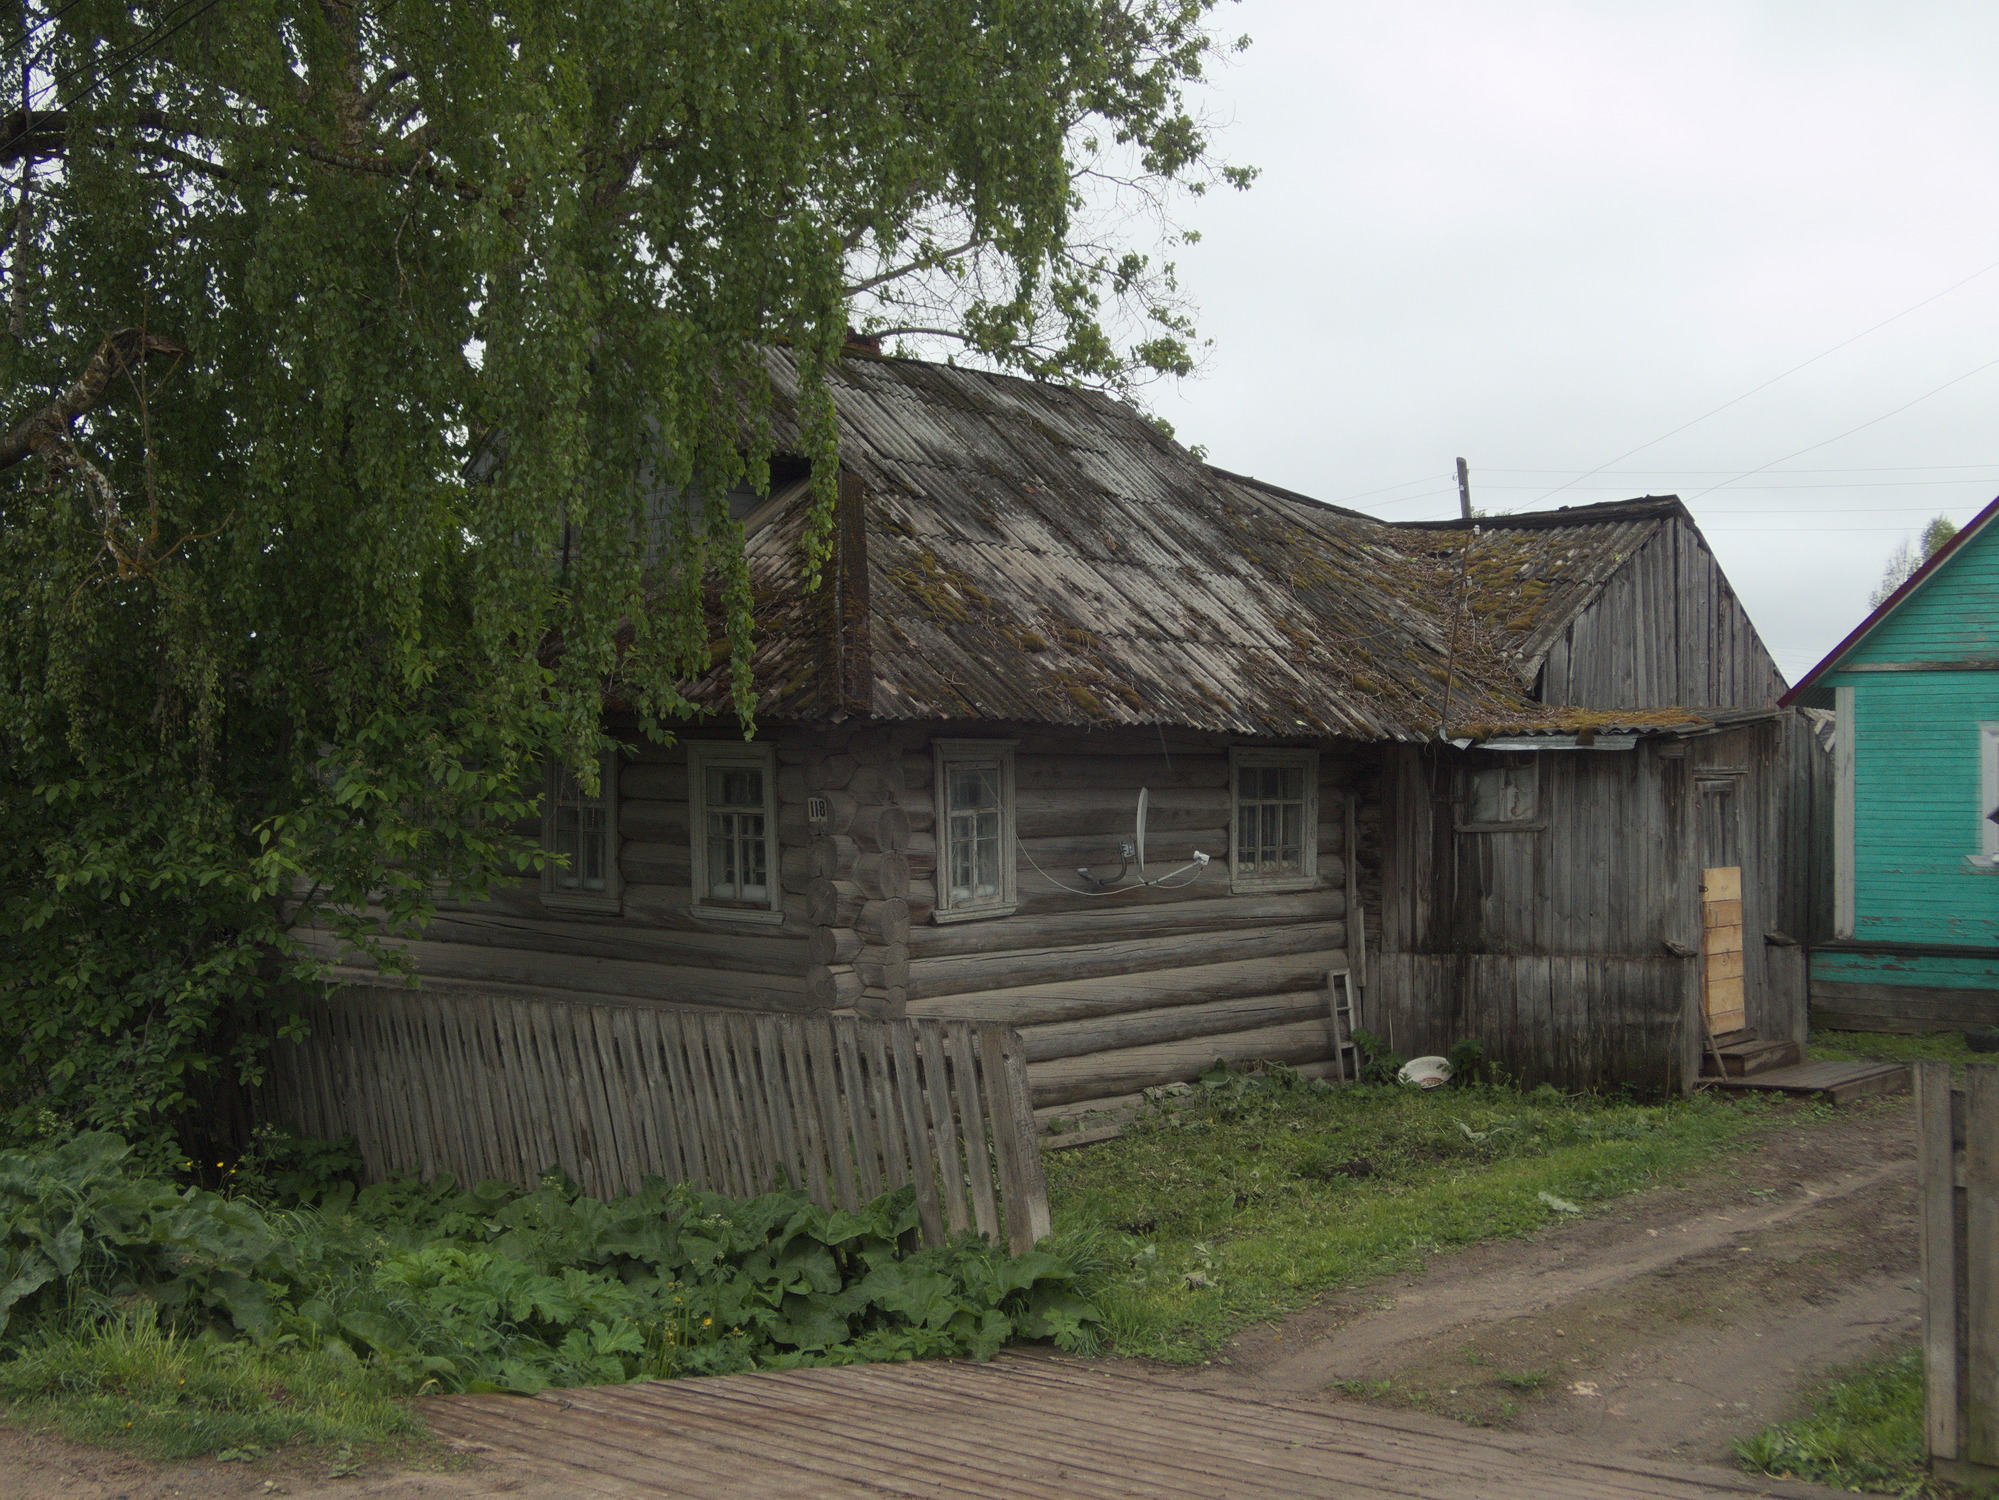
1703 1034 1804 1077
1703 1059 1910 1105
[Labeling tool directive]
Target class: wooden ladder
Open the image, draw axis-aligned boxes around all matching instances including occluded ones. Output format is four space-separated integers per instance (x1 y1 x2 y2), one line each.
1326 966 1360 1083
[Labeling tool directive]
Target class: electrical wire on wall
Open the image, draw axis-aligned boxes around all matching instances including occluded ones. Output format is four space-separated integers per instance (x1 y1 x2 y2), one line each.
1024 786 1215 898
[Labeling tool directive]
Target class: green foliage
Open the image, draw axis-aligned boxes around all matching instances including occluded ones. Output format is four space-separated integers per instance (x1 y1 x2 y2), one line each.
1446 1038 1488 1085
229 1123 365 1208
1735 1347 1940 1496
1045 1079 1768 1362
1811 1028 1979 1070
0 1310 419 1462
0 1 1249 1143
0 1134 1103 1403
1348 1028 1407 1085
1872 515 1963 606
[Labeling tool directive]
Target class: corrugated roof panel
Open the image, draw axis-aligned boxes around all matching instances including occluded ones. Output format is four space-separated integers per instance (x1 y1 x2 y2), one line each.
684 351 1705 740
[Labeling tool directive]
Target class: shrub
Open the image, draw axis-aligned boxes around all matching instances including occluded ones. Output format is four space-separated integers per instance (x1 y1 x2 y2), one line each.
0 1133 1101 1396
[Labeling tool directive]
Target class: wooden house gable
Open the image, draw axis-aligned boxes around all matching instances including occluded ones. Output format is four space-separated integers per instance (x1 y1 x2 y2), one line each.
1533 513 1787 711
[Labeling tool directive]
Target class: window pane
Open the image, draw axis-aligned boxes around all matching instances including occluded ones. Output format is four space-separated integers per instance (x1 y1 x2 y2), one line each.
1467 761 1537 825
1236 759 1307 877
550 765 609 891
945 758 1005 905
703 776 771 906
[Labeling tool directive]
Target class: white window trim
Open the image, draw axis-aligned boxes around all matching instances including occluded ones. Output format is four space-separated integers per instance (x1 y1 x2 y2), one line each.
688 742 785 925
932 739 1018 923
1972 722 1999 873
1229 746 1320 894
1834 685 1856 932
541 752 623 916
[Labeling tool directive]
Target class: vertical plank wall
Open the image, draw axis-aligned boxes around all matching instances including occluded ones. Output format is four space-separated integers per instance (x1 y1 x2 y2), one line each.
1372 715 1809 1093
1915 1061 1999 1475
1374 737 1703 1093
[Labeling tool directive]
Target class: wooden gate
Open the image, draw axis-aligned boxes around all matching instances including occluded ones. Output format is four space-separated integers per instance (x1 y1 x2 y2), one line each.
260 986 1051 1254
1700 865 1746 1035
1916 1060 1999 1481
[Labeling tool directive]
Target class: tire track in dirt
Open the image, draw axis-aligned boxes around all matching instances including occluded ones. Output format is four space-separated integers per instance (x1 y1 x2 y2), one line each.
1178 1098 1920 1467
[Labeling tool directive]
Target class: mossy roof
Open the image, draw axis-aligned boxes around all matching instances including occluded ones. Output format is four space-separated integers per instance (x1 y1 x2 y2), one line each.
686 352 1738 742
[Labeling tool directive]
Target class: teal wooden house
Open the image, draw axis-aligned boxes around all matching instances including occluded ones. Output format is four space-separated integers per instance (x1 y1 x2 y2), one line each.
1785 496 1999 1031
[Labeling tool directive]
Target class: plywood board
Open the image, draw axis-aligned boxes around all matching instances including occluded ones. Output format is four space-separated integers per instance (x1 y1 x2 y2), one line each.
1702 866 1746 1034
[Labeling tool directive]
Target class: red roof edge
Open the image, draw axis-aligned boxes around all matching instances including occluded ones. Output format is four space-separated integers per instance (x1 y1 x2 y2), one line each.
1779 493 1999 706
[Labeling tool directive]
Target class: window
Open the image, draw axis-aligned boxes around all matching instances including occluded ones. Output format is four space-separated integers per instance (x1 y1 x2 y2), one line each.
1974 723 1999 873
933 740 1017 921
543 754 620 914
1459 755 1545 832
689 743 782 922
1230 747 1318 892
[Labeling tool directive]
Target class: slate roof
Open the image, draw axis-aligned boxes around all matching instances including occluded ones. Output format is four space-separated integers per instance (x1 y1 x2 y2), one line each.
685 350 1721 742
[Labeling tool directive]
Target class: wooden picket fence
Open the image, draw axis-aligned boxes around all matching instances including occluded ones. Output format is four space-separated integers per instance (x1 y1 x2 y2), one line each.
260 986 1051 1254
1915 1060 1999 1480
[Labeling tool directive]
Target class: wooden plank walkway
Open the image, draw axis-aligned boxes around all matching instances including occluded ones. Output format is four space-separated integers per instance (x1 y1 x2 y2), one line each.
1705 1059 1909 1105
425 1355 1849 1498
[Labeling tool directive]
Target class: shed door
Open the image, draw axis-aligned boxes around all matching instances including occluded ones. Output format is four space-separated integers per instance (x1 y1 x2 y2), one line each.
1701 865 1746 1035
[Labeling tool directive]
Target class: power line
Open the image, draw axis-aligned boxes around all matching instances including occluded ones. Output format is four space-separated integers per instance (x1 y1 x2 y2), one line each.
1483 462 1999 475
1520 250 1999 507
1687 353 1999 501
1319 473 1450 507
1478 478 1995 492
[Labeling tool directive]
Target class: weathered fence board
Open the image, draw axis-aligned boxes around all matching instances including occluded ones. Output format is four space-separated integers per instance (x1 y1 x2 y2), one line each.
262 986 1051 1254
1915 1060 1999 1477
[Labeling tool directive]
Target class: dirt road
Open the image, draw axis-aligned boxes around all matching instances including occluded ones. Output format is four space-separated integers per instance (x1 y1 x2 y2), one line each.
1184 1095 1919 1466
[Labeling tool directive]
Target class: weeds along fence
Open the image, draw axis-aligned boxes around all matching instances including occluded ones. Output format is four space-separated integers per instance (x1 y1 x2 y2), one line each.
1915 1060 1999 1480
259 985 1052 1255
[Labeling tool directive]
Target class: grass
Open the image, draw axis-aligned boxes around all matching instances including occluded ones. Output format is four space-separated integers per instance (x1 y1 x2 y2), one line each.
1734 1346 1959 1496
1811 1028 1985 1071
0 1309 423 1466
1044 1075 1775 1362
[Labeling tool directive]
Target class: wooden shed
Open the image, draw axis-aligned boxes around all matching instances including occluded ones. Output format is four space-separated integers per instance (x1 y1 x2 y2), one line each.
304 349 1816 1113
1784 495 1999 1033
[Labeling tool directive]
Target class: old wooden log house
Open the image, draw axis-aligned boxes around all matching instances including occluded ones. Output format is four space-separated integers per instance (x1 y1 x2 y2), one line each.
305 346 1820 1125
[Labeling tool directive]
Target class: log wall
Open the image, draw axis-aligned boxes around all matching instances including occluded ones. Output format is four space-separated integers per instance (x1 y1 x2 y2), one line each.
892 725 1367 1115
297 721 1379 1118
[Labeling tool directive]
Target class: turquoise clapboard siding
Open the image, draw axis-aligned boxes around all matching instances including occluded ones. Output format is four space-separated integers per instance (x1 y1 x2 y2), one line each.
1809 511 1999 993
1840 520 1999 665
1841 674 1998 946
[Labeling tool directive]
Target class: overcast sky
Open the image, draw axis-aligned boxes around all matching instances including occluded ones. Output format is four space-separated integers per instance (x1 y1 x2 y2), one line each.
1152 0 1999 681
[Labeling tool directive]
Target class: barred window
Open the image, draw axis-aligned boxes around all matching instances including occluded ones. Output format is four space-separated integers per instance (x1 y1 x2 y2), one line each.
1230 748 1318 892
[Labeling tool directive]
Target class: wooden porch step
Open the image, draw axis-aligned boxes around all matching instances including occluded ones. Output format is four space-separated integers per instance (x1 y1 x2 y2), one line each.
1703 1060 1910 1105
1701 1037 1804 1078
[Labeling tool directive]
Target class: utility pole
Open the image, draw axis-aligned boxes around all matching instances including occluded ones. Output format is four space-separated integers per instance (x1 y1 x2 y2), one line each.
1456 457 1472 520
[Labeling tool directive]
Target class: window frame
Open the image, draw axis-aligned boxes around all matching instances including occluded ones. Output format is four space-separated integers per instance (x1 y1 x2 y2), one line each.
541 752 623 916
932 739 1018 923
1456 752 1547 833
688 742 785 925
1975 722 1999 868
1229 746 1320 894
